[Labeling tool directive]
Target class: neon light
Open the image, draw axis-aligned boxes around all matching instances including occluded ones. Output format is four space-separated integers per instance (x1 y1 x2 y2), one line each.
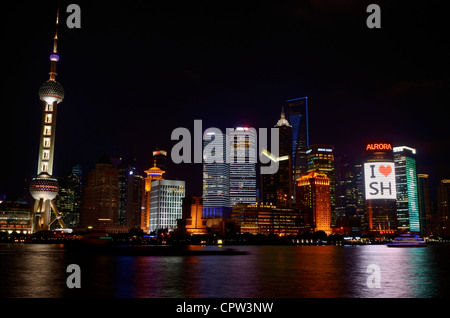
366 143 392 151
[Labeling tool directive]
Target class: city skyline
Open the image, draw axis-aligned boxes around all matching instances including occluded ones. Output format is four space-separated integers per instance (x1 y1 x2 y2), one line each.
1 0 449 203
2 2 450 305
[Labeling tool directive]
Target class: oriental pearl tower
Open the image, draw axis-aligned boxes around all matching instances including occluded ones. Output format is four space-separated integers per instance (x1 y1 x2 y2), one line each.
29 5 66 233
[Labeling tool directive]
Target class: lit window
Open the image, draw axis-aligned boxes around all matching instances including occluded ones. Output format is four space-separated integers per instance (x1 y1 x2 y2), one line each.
42 163 49 172
43 138 51 148
44 126 52 136
45 114 53 124
45 104 54 112
43 151 50 160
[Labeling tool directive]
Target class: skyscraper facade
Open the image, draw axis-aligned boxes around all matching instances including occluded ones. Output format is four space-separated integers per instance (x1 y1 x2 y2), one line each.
228 127 257 207
203 130 231 218
56 165 82 229
417 174 432 237
80 157 120 230
149 180 185 232
141 159 165 234
117 157 143 230
306 144 336 226
437 179 450 236
363 141 398 233
296 171 332 235
335 156 366 233
394 146 420 233
261 110 292 208
287 97 309 203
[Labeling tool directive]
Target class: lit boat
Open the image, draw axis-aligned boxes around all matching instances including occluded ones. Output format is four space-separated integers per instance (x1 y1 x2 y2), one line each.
387 234 427 247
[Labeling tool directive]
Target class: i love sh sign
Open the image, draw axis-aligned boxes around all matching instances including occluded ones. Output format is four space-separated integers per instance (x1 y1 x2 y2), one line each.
364 162 397 200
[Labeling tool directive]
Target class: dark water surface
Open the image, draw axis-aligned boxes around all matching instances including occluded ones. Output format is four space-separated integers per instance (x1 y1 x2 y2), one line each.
1 244 449 298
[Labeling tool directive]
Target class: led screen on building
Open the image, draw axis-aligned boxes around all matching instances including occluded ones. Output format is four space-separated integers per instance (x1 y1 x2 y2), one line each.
364 162 397 200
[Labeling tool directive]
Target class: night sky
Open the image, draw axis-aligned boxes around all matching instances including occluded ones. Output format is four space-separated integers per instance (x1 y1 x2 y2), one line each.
1 0 449 201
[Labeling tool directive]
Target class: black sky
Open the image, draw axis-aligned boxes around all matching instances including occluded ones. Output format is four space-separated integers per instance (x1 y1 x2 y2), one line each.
1 0 449 200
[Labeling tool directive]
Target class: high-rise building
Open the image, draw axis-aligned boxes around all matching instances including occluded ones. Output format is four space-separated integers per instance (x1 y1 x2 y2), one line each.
306 144 336 226
149 180 185 232
335 156 366 233
203 130 231 218
437 179 450 236
117 157 143 230
417 174 432 237
80 157 120 230
141 159 165 234
296 171 332 235
29 6 67 232
287 97 309 203
228 127 257 207
261 109 292 208
363 141 398 233
394 146 420 233
56 165 82 229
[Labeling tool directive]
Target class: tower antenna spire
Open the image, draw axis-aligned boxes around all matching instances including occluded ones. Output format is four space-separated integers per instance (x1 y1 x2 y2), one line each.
53 1 61 54
49 1 61 81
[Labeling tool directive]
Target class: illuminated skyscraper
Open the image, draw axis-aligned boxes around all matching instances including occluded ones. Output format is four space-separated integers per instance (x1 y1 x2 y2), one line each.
394 146 420 233
203 130 231 218
29 6 66 232
296 171 332 235
141 158 165 234
228 127 257 207
149 180 185 232
56 165 82 229
363 141 398 233
306 145 336 225
287 97 309 203
261 109 292 208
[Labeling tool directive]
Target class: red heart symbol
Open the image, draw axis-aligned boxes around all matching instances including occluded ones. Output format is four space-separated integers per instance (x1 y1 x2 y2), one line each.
379 165 392 177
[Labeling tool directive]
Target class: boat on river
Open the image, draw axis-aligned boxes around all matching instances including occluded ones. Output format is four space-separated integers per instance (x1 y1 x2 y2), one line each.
387 234 427 247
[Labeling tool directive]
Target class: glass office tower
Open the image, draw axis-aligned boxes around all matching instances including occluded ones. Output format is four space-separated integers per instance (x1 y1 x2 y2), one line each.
228 127 257 207
394 146 420 233
417 174 431 237
261 109 292 208
202 130 231 218
287 97 309 204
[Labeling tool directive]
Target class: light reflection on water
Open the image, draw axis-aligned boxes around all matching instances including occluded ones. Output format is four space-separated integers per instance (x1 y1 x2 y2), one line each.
0 244 448 298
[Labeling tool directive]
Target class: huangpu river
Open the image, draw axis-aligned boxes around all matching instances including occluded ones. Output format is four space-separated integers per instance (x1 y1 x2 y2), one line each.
0 244 449 298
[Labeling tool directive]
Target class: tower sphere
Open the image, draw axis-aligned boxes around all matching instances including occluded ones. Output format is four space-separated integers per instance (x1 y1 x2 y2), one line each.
39 80 65 105
29 172 59 201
